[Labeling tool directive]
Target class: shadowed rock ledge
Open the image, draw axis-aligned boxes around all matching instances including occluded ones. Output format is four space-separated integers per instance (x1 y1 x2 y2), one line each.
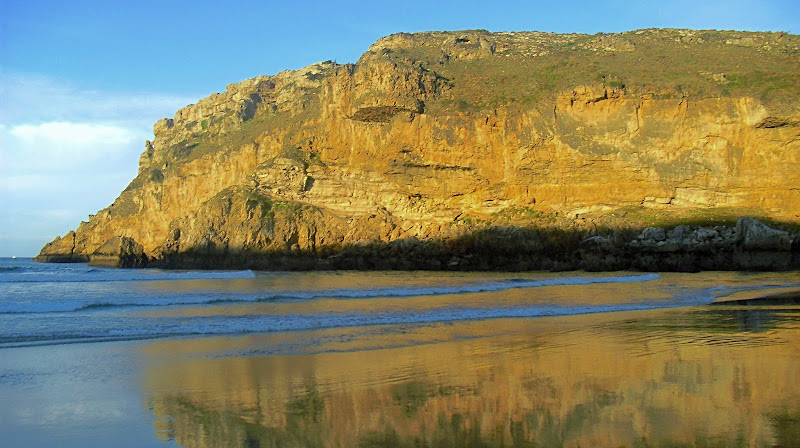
36 216 799 271
87 236 148 268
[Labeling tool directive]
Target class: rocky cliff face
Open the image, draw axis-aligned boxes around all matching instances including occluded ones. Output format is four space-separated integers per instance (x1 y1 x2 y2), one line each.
36 29 800 269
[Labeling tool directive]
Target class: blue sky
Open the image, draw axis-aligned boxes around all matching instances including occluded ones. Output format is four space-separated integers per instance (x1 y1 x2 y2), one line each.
1 0 798 256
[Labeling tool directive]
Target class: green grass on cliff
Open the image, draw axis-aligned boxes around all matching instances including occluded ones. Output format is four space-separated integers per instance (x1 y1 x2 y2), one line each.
383 29 800 116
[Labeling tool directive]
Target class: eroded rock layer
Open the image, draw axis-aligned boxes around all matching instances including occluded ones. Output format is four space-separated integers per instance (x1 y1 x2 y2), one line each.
36 29 800 269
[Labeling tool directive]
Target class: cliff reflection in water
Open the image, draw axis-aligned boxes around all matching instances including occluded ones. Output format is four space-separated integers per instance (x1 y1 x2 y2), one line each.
142 306 800 448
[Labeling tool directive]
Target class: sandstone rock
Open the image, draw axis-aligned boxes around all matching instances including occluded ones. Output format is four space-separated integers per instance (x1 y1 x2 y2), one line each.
736 217 792 251
695 228 719 241
581 218 796 271
579 235 616 252
89 236 147 268
34 29 800 271
153 118 173 136
639 227 667 242
33 231 89 263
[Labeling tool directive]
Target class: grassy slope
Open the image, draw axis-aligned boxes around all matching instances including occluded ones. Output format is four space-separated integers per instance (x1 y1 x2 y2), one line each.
382 30 800 116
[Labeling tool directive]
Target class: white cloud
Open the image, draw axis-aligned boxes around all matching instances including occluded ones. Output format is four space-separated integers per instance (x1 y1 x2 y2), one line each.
4 122 137 173
10 122 134 146
0 72 200 256
1 122 139 177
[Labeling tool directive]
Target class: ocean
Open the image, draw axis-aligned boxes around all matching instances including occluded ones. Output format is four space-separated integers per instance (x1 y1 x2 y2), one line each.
2 257 800 447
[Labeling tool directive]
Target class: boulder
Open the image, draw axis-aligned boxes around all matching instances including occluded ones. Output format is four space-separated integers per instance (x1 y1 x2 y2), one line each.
730 218 792 269
89 236 148 268
603 218 795 271
33 230 90 263
736 217 791 251
639 227 666 242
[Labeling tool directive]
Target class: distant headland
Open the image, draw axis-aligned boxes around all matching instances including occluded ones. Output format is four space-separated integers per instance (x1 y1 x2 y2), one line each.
35 29 800 270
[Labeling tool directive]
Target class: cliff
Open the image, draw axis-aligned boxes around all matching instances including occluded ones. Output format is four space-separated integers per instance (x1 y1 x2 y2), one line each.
35 29 800 270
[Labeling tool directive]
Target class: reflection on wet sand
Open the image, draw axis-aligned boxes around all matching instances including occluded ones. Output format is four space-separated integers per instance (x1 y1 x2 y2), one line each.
142 306 800 448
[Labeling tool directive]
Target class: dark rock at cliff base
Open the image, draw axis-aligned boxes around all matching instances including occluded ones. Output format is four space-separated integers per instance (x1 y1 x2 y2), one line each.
736 217 792 251
32 254 90 263
577 236 626 271
577 217 796 272
89 236 148 268
150 217 797 272
733 218 793 270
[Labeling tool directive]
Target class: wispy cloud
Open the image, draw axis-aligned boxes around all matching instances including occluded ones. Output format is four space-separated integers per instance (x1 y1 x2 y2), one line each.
0 71 199 256
11 122 134 145
4 122 136 174
0 71 197 125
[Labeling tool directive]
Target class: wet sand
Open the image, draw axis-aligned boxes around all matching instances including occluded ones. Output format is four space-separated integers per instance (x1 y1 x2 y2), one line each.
3 303 800 447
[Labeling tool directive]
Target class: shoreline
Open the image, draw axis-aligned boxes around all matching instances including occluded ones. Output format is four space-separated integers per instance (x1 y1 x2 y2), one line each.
34 217 800 272
31 255 800 273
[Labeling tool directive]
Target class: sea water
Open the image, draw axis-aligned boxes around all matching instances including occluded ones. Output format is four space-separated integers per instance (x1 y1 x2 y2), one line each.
3 257 799 349
2 257 800 447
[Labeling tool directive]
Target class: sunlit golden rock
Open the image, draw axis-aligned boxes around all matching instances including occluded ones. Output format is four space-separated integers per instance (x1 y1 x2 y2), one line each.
36 29 800 269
